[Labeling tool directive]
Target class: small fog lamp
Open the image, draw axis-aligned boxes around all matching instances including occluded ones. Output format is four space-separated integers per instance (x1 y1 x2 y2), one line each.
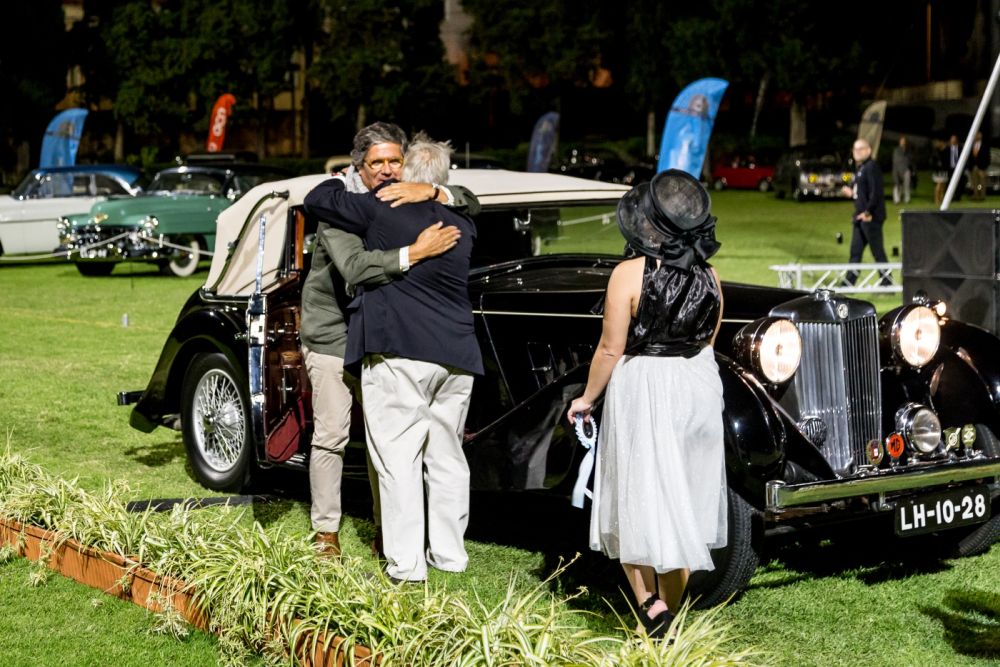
895 403 941 455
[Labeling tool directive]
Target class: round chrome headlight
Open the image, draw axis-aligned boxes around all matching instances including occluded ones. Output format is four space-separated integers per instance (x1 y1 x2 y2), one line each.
140 215 159 236
890 305 940 368
895 403 941 454
736 317 802 384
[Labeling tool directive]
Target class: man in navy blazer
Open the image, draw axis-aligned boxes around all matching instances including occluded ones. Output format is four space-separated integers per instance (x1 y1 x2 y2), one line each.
303 136 481 582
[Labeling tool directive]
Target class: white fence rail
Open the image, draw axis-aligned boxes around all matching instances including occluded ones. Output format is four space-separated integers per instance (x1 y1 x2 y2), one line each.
770 262 903 294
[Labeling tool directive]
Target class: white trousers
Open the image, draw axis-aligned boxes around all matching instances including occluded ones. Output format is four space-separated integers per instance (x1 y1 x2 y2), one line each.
362 355 473 581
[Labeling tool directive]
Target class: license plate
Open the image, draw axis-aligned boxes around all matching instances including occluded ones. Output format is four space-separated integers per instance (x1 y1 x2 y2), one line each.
895 485 991 536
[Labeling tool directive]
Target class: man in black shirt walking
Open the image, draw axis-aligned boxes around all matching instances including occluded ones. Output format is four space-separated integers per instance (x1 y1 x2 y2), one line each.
843 138 889 286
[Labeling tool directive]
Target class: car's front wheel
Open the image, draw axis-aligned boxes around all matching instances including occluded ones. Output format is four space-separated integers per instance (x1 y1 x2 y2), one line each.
181 352 253 491
164 236 201 277
713 178 727 191
686 488 760 609
75 262 115 277
758 179 772 193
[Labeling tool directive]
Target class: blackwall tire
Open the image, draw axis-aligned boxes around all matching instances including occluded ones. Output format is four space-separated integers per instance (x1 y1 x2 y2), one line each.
943 512 1000 558
687 488 760 609
165 236 201 277
181 352 253 491
75 262 116 276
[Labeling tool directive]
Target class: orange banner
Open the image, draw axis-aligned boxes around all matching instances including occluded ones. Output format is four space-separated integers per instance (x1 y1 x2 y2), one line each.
206 94 237 152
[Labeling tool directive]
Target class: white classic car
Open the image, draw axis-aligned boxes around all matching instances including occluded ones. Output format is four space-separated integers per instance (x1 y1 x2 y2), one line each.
0 164 142 257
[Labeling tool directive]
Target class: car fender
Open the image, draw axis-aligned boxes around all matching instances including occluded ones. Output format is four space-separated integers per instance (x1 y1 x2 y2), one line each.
880 346 1000 437
717 353 837 508
939 319 1000 411
130 302 246 432
717 355 789 507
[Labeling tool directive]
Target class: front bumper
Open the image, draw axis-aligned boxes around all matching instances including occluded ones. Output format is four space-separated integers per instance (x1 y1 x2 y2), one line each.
766 457 1000 511
58 226 166 262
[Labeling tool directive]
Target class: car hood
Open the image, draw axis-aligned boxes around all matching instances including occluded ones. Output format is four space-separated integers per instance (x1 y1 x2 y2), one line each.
73 194 229 228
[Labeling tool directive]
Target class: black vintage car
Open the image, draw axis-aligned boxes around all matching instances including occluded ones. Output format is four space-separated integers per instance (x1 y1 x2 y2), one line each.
120 170 1000 606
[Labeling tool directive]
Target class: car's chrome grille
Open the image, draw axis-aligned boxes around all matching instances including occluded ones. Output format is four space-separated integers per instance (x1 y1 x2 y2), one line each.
791 316 881 474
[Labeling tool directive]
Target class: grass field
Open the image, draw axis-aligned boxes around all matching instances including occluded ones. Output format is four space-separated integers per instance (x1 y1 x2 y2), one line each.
0 181 998 665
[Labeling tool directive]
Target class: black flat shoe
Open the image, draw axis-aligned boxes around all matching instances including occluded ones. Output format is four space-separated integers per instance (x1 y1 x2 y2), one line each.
639 594 675 640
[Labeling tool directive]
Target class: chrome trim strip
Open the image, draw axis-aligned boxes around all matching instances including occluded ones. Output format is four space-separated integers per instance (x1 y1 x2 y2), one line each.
766 459 1000 510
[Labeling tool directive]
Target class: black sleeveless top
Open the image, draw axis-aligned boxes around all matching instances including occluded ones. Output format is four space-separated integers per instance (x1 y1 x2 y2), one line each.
625 256 720 358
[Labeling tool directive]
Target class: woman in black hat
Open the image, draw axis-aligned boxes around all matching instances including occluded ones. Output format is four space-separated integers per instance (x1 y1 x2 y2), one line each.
567 169 727 640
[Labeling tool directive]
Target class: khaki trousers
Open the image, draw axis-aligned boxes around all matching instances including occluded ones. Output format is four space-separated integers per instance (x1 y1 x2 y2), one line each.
362 355 473 581
302 345 351 533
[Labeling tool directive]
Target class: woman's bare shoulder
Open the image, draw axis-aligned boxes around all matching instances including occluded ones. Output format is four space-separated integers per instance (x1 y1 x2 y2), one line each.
611 256 645 277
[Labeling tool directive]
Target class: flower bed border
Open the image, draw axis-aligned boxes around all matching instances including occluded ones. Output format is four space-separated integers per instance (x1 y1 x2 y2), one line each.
0 517 375 665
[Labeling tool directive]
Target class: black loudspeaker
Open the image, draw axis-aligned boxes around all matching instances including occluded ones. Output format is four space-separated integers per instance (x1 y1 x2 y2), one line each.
902 210 1000 334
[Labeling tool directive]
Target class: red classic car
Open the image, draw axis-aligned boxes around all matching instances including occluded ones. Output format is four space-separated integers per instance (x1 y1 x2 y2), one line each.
711 153 775 192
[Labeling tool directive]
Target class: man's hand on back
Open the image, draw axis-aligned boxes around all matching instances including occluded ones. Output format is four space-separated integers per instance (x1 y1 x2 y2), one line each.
409 222 461 263
377 182 440 208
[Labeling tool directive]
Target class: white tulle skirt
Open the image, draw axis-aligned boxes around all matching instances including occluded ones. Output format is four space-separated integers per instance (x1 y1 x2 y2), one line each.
589 346 728 573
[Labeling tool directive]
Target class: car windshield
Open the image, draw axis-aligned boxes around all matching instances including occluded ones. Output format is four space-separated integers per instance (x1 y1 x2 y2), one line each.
11 172 92 198
148 171 227 194
472 204 618 267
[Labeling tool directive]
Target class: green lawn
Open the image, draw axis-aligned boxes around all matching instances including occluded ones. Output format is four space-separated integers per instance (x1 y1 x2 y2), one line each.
0 182 997 665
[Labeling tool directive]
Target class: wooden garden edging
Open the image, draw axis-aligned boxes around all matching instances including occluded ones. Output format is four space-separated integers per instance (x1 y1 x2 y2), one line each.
0 517 375 666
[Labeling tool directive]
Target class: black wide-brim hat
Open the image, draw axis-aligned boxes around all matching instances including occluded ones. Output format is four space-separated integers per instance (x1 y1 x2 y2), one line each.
617 169 720 267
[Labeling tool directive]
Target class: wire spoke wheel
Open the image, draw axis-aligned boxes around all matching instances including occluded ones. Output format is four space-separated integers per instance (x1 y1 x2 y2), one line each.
182 353 253 490
192 369 245 472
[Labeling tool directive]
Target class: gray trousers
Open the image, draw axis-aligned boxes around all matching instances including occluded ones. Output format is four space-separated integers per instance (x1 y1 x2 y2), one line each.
362 355 473 581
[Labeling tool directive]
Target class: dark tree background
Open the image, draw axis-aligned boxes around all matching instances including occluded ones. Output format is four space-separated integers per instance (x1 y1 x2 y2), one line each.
0 0 992 178
1 2 70 179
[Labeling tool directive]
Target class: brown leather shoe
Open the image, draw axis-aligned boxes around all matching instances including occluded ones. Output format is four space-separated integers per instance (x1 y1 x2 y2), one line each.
315 531 341 558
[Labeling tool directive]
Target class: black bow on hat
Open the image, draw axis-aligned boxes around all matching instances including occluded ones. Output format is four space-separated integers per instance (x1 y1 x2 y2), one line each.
616 169 721 270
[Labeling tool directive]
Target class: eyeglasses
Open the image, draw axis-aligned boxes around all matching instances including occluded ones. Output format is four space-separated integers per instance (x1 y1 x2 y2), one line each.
364 157 404 170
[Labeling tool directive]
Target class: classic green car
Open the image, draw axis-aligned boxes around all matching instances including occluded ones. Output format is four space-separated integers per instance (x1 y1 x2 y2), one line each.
57 158 291 276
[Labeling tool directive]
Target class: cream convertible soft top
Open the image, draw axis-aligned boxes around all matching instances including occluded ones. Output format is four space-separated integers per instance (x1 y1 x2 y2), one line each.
204 169 631 297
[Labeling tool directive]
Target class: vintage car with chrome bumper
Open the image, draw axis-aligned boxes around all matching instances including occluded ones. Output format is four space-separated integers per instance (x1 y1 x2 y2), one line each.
118 170 1000 607
57 158 290 276
0 164 141 257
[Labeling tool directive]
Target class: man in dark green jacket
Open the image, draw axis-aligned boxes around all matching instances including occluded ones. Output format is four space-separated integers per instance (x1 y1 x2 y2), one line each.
301 122 478 557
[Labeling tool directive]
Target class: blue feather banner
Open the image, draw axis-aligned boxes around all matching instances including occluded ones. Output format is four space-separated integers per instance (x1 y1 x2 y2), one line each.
657 78 728 178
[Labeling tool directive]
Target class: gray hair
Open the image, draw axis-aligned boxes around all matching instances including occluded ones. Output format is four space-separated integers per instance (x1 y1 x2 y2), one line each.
350 122 408 167
403 132 453 184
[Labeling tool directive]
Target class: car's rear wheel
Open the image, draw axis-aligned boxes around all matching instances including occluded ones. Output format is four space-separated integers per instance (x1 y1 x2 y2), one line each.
181 352 253 491
164 236 201 277
686 488 760 609
713 178 727 191
758 179 772 193
75 262 116 277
